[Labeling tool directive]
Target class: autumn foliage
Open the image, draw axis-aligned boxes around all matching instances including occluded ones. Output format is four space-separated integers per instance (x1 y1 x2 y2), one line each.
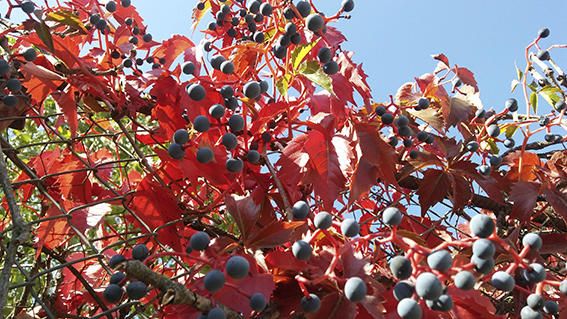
0 0 566 318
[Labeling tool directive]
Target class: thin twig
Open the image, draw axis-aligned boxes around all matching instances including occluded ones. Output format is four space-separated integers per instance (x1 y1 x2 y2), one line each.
262 152 293 220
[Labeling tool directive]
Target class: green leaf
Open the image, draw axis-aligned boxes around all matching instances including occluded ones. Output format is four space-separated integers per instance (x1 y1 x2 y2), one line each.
34 21 54 52
515 63 523 80
505 125 517 138
46 10 87 32
529 91 538 113
528 81 538 92
539 85 562 108
291 38 320 70
299 60 333 94
276 74 292 96
486 139 500 155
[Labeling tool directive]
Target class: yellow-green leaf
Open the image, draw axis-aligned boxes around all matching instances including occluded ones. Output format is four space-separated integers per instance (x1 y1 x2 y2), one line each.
291 38 320 70
529 91 538 113
515 63 523 80
539 85 562 108
46 10 87 32
276 74 293 97
504 125 517 138
299 60 333 94
486 139 500 154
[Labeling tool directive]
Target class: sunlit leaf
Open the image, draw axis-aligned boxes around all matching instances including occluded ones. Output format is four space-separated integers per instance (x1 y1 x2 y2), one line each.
299 60 333 94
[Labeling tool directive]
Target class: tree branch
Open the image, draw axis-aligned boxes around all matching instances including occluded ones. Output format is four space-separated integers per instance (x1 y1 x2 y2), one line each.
118 260 242 318
501 138 566 158
0 142 30 319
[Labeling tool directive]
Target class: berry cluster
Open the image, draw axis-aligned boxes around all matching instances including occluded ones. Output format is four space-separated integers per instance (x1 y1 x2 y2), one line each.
0 47 36 108
104 244 150 303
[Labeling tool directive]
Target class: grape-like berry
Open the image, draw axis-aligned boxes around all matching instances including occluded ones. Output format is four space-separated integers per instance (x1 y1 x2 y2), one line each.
292 201 309 219
382 207 403 226
344 277 367 302
415 272 443 300
472 239 495 259
469 214 494 238
425 294 453 311
397 298 422 319
454 271 475 290
491 271 515 292
427 250 453 272
225 255 250 279
314 211 333 230
109 254 126 268
389 256 412 280
204 269 225 293
207 307 226 319
340 219 359 237
292 240 312 260
126 281 148 300
522 233 542 251
250 293 267 311
132 244 149 261
103 284 123 303
393 281 414 301
190 231 210 251
300 294 321 313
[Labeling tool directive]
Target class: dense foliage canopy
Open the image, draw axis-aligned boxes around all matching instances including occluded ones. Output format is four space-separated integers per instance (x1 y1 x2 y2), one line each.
0 0 566 318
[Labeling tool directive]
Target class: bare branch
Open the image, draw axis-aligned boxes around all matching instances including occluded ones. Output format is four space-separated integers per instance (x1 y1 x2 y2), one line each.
0 142 30 318
119 260 242 318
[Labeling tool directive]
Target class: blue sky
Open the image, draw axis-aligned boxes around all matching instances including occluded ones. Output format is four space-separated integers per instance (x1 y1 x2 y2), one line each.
133 0 567 109
3 1 567 108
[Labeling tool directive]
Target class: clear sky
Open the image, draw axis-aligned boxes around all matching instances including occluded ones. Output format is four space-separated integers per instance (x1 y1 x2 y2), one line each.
132 0 567 110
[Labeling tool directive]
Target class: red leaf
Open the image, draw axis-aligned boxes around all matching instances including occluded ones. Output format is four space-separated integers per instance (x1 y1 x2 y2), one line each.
417 169 451 214
350 123 398 202
70 203 112 233
505 151 542 182
545 187 567 222
398 216 453 248
448 287 501 318
26 32 81 68
309 91 349 125
160 305 199 319
53 252 105 314
445 95 475 128
432 53 450 68
52 89 78 137
336 51 372 105
456 66 479 92
308 292 356 319
129 177 183 251
509 181 540 221
209 274 275 314
36 206 70 255
449 173 472 211
224 191 263 242
152 35 195 69
540 233 567 254
304 129 347 210
245 221 304 249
